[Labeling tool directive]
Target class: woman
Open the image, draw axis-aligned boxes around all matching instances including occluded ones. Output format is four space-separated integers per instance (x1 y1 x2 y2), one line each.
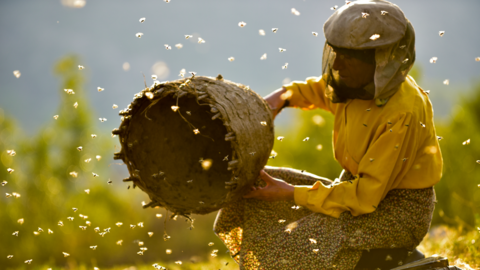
214 1 443 269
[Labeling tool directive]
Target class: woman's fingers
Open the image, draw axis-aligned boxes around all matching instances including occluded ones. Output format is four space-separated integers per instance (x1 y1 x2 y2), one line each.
243 189 260 199
259 170 275 185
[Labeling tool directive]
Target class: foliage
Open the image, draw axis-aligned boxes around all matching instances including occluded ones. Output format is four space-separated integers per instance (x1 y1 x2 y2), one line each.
432 83 480 227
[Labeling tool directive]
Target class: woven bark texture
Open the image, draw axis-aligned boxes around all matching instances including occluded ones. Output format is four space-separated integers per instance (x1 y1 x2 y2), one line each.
113 75 274 215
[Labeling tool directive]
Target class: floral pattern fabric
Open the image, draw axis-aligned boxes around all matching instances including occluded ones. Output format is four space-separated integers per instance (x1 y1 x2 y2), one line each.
214 166 435 270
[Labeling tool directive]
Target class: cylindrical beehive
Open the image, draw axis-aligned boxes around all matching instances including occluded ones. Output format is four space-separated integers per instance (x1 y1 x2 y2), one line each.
113 75 274 215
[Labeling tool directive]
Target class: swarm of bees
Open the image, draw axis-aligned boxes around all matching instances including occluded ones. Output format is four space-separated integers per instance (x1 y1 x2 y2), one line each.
3 1 479 269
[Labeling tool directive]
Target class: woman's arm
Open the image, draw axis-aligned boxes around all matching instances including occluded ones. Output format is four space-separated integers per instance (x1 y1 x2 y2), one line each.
264 87 289 120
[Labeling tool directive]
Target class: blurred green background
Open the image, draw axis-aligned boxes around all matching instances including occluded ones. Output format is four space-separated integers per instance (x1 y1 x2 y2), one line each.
1 55 479 269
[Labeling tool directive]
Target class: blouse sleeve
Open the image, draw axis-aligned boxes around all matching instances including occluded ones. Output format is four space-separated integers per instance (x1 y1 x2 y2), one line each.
294 112 418 218
283 75 336 114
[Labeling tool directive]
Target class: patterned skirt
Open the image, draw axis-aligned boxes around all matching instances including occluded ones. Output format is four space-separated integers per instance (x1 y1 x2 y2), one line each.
214 166 435 270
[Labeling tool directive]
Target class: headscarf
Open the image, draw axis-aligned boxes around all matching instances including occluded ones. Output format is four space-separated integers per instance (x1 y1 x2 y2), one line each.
321 0 416 106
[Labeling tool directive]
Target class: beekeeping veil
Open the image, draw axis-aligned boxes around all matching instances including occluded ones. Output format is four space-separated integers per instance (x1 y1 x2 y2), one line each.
322 0 415 106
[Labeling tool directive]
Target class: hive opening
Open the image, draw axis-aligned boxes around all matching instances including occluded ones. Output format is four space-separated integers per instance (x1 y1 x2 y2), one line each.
126 92 233 213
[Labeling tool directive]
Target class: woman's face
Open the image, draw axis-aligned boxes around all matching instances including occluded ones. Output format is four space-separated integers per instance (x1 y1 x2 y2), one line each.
332 51 376 89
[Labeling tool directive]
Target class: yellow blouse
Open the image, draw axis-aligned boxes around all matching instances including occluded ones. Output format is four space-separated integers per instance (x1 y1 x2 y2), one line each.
284 75 443 218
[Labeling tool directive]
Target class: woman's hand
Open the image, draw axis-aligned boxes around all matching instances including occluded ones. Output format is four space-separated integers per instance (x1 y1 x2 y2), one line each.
243 170 295 201
264 87 289 120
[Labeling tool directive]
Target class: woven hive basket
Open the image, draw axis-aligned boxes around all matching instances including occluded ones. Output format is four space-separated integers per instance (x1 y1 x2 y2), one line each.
112 75 274 215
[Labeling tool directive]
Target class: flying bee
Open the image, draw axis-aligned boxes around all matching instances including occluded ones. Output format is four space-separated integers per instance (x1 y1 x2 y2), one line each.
278 48 286 52
238 21 247 27
139 17 145 23
272 28 278 33
136 32 144 38
370 34 380 41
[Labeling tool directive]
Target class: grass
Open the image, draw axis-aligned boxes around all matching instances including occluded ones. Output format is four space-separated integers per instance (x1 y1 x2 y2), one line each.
418 225 479 270
11 226 479 270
